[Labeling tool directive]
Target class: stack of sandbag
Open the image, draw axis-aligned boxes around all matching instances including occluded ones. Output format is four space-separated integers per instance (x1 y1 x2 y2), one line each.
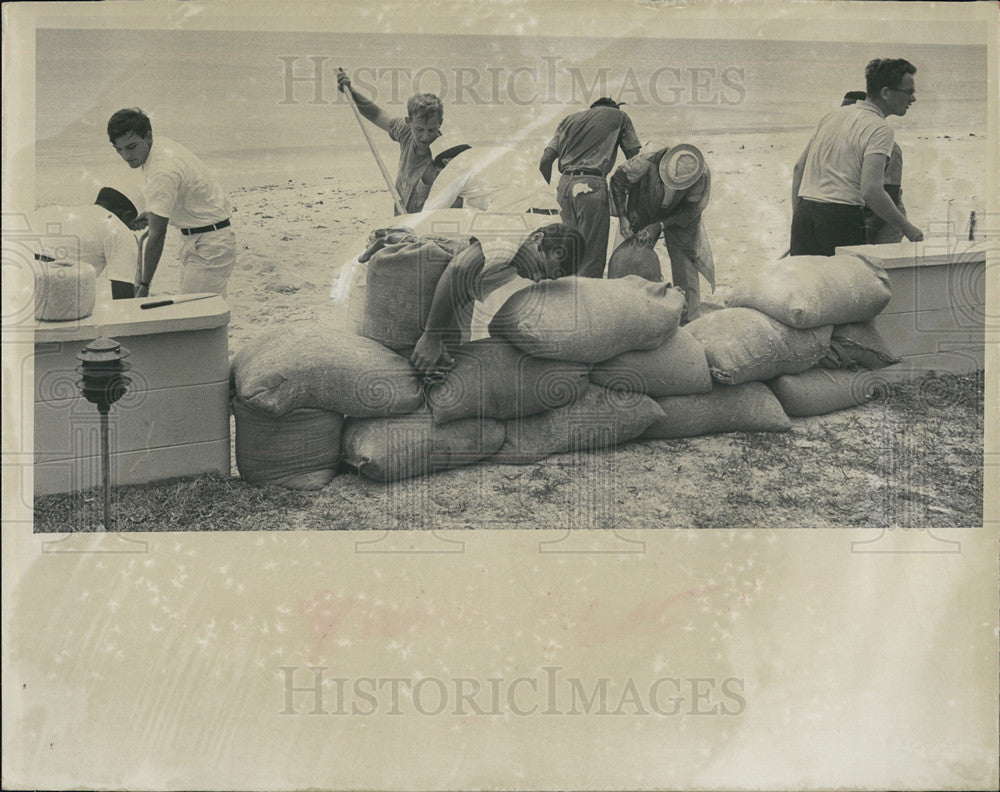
722 252 899 417
476 275 691 459
230 326 424 488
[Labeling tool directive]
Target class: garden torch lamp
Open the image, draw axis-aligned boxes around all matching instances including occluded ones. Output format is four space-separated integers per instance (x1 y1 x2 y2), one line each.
76 337 131 530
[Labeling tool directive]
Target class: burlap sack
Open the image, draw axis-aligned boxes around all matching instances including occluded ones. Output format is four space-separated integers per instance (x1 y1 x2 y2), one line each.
489 275 685 363
232 397 342 490
728 253 891 329
641 382 791 439
818 321 902 370
426 338 589 424
494 384 664 464
232 327 423 417
589 327 712 397
361 236 470 350
341 408 505 482
767 368 874 417
686 307 833 385
606 237 663 282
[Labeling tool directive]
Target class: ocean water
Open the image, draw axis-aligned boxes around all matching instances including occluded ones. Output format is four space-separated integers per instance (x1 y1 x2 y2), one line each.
33 28 988 206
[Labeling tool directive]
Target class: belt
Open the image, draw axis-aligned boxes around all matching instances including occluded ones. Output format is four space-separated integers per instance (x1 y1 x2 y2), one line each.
562 168 604 178
180 218 231 236
527 208 560 215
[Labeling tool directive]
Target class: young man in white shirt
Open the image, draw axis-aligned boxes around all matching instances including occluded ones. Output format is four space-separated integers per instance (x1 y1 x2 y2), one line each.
790 58 923 255
107 107 237 297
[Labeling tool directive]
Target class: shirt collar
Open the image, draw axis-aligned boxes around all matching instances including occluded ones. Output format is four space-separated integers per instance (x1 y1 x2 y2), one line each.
857 99 886 119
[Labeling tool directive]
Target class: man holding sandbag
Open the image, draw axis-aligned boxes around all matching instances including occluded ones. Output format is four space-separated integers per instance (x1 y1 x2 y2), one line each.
108 107 238 298
410 224 585 376
610 143 715 323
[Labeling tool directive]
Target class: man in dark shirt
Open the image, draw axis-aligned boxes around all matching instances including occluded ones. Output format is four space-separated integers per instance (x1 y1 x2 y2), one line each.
539 98 641 278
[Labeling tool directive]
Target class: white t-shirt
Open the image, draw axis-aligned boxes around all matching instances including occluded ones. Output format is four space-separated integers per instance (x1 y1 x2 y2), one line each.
142 136 231 228
423 147 558 213
32 203 138 282
798 101 895 206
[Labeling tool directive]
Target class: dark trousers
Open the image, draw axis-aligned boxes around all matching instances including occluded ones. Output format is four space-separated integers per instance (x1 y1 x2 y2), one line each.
556 174 610 278
790 198 866 256
110 280 135 299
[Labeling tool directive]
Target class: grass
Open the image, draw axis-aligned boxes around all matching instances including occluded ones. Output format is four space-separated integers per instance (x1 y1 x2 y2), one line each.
33 371 985 533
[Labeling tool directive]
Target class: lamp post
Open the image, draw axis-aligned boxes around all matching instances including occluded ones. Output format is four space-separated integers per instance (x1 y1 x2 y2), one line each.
76 338 131 530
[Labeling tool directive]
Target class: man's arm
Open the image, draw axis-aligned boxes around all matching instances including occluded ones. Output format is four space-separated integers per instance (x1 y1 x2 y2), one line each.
539 147 558 185
410 242 484 374
336 70 392 133
135 213 169 296
861 153 922 241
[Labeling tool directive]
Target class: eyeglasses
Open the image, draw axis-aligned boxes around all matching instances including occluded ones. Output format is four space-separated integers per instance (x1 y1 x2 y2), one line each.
887 87 916 97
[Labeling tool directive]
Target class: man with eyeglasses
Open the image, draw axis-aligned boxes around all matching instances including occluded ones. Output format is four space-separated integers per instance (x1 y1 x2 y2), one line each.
790 58 923 256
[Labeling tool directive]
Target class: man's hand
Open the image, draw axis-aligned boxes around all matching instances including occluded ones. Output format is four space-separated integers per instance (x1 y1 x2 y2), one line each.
410 333 454 376
336 68 351 94
635 222 662 247
903 223 924 242
129 212 150 232
619 218 635 240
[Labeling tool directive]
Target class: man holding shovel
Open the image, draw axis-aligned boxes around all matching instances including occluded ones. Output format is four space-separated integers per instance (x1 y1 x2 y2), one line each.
337 69 444 215
108 107 237 298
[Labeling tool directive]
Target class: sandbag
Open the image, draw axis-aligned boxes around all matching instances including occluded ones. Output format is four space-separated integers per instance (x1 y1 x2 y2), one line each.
426 337 589 424
607 237 663 282
341 408 505 482
818 321 902 370
35 260 96 321
232 327 423 417
361 234 470 350
686 307 833 385
494 384 664 464
767 368 875 417
232 397 342 490
641 382 791 439
489 275 685 363
589 327 712 397
728 253 891 328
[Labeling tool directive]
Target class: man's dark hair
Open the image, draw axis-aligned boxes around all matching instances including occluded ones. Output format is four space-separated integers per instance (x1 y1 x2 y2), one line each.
432 144 471 169
107 108 152 142
590 97 622 109
865 59 916 96
841 90 867 107
535 223 586 276
95 187 138 225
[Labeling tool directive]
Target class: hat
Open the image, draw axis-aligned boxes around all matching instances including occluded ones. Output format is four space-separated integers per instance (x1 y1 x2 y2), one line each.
95 187 138 224
658 144 705 190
